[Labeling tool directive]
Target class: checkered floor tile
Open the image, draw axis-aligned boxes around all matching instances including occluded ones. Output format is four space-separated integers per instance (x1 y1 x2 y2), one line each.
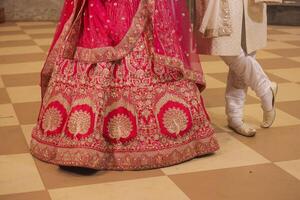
0 22 300 200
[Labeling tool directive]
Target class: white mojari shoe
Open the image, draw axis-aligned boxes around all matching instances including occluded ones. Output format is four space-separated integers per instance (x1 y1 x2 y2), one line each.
228 123 256 137
261 82 278 128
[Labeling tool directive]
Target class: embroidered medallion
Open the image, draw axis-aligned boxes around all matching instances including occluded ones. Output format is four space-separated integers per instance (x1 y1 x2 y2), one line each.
41 101 68 136
103 106 137 144
65 99 96 140
156 94 193 138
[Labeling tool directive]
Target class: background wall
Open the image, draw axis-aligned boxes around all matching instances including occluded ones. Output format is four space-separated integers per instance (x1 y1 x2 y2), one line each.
0 0 299 25
0 0 64 21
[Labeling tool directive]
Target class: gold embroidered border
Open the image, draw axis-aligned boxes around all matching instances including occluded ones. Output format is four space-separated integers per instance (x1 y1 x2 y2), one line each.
153 53 206 91
30 134 219 170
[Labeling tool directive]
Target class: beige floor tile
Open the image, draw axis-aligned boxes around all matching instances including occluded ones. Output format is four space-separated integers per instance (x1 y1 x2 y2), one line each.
207 104 300 130
0 126 29 155
277 100 300 119
267 48 300 58
21 124 35 146
0 53 46 65
0 153 45 195
30 33 54 39
267 29 291 35
264 41 299 50
244 104 300 128
205 75 226 89
0 62 43 75
288 56 300 62
208 71 289 85
202 88 259 108
0 89 10 104
0 22 17 27
0 31 25 36
2 73 40 87
286 41 300 47
13 102 41 125
206 72 228 83
268 34 300 41
277 28 300 35
33 38 53 46
256 50 282 59
0 104 19 127
0 191 51 200
0 26 22 32
267 68 300 83
0 46 43 56
49 176 189 200
0 76 4 88
271 83 300 102
232 125 300 162
7 86 40 103
162 132 269 175
202 61 229 74
202 88 226 107
257 58 300 69
200 55 222 62
0 34 31 42
39 45 51 53
276 159 300 181
169 164 300 200
265 72 291 83
23 28 55 35
35 158 164 189
16 22 55 26
248 82 300 102
0 40 36 48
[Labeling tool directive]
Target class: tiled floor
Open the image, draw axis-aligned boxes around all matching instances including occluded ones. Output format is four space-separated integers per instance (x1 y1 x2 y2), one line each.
0 22 300 200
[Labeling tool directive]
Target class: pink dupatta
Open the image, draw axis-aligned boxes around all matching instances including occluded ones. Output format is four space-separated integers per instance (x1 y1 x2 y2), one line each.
40 0 205 98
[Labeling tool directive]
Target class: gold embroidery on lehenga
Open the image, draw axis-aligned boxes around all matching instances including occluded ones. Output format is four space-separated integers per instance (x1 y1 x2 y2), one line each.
67 110 91 135
107 114 133 139
42 107 64 132
163 108 189 135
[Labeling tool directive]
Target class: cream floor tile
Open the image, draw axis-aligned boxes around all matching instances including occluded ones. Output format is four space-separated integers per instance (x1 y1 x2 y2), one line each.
0 62 43 75
0 26 22 32
264 41 299 50
256 50 282 59
7 86 41 103
24 28 55 35
0 104 19 127
275 159 300 181
33 38 53 46
267 68 300 82
49 176 189 200
202 61 229 74
204 75 226 89
0 34 31 42
162 132 270 175
0 153 45 195
21 124 35 146
207 104 300 130
268 34 300 41
249 83 300 102
0 46 43 56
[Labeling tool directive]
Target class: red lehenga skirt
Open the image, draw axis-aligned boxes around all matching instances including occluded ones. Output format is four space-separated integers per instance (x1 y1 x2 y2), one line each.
30 0 219 170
